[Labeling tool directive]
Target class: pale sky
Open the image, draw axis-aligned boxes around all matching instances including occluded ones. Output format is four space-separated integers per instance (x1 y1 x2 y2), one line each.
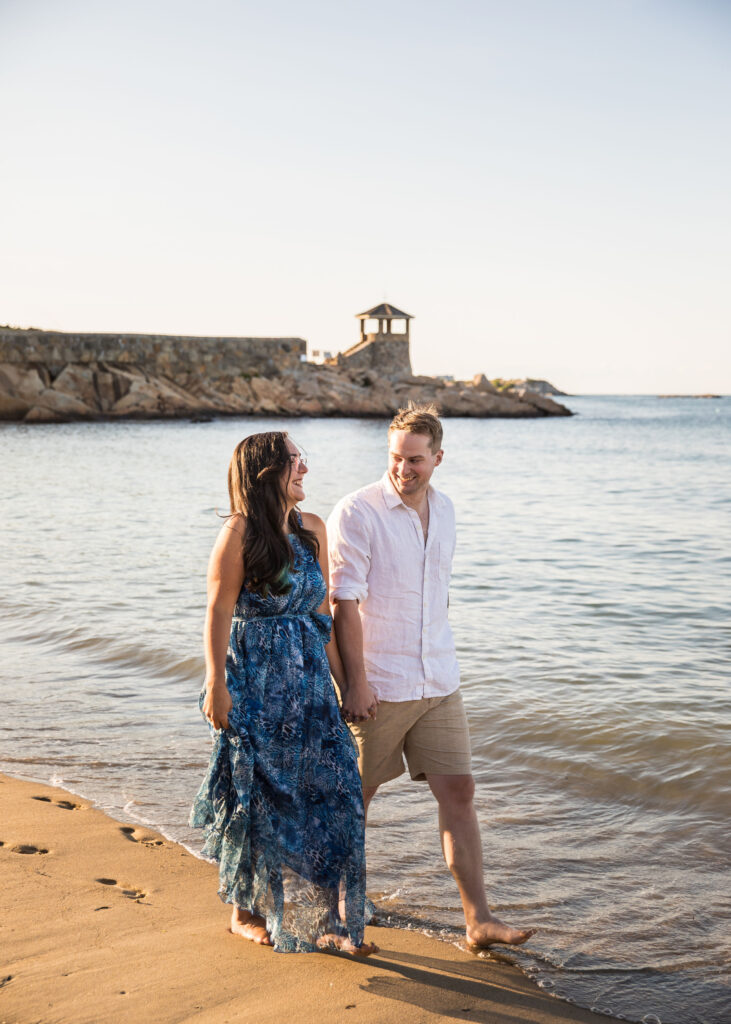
1 0 729 393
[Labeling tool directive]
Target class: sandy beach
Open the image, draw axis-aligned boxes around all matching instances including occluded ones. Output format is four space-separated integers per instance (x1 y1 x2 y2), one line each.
0 772 610 1024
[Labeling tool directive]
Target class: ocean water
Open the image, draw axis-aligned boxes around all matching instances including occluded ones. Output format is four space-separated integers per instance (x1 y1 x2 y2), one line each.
1 396 729 1024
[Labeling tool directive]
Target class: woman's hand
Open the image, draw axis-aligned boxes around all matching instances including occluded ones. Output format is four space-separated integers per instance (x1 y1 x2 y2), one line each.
202 681 232 731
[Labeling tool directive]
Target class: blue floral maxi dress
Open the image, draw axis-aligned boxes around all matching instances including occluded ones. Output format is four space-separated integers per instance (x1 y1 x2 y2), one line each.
189 532 368 952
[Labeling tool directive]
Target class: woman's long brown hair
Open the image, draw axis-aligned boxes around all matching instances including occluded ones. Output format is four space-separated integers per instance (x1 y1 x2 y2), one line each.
227 432 319 596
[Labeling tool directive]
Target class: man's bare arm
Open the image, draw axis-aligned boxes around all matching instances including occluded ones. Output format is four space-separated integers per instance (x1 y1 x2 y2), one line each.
332 598 378 721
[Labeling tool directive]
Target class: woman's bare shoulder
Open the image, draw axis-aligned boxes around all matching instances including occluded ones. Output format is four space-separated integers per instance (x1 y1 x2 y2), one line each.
216 512 246 548
300 511 325 534
223 512 246 536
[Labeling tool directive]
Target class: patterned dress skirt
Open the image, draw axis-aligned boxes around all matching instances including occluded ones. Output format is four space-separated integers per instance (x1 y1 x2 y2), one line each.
189 534 368 952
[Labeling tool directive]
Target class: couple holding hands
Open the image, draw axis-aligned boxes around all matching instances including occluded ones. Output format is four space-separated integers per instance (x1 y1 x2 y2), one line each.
190 404 534 955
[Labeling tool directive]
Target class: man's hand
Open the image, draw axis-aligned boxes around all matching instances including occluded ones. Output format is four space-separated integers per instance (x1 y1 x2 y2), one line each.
341 681 379 724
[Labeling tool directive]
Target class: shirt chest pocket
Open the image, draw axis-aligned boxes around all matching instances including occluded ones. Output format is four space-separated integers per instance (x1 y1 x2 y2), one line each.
428 542 452 582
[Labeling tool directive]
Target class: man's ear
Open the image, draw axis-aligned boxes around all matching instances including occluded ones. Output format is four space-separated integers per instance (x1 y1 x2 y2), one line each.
434 449 444 466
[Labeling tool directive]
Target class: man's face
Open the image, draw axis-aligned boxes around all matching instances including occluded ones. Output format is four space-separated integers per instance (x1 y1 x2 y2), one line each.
388 429 443 500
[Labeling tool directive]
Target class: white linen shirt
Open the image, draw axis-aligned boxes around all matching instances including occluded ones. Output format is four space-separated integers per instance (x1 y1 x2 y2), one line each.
327 472 460 701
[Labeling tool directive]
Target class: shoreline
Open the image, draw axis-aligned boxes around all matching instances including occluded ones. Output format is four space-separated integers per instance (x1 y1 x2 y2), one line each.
0 771 608 1024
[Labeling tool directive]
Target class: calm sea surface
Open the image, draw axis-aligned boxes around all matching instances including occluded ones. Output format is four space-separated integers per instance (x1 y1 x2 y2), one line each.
1 396 729 1024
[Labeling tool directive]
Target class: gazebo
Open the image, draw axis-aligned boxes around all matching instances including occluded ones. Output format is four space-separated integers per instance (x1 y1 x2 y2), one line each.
356 302 414 344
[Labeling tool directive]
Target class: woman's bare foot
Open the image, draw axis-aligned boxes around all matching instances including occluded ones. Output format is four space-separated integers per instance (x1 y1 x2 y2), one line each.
230 908 273 946
466 913 535 948
316 933 379 956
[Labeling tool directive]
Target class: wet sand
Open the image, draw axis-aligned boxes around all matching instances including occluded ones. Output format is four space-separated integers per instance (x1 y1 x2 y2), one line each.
0 773 606 1024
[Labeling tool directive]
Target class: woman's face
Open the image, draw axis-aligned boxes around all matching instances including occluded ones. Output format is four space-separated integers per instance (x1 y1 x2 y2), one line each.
282 437 308 505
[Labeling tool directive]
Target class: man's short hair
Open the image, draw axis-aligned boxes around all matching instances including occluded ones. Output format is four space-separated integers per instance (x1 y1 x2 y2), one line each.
388 402 443 452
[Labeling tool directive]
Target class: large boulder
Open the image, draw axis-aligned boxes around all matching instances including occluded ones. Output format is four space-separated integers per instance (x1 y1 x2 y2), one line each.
505 387 572 416
0 363 48 402
472 373 499 394
111 373 197 417
95 365 133 410
51 364 99 408
290 372 323 400
294 397 326 416
0 393 31 420
24 405 67 423
512 378 567 397
27 387 97 420
438 388 536 416
248 375 285 414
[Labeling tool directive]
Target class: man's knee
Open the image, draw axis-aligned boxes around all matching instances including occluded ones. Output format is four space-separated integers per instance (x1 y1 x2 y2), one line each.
427 773 475 808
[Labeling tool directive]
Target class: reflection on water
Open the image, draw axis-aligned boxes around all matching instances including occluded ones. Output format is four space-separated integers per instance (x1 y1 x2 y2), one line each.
1 397 730 1024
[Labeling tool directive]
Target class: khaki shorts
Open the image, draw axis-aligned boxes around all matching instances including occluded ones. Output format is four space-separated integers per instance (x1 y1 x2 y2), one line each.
348 689 472 788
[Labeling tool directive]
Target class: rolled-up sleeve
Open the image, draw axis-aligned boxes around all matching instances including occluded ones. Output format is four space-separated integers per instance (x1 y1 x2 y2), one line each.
327 499 371 603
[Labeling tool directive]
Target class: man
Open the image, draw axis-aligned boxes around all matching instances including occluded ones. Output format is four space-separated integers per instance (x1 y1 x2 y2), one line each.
327 403 534 948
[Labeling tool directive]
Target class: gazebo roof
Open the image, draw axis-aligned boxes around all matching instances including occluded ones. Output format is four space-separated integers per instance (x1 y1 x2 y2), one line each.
356 302 414 320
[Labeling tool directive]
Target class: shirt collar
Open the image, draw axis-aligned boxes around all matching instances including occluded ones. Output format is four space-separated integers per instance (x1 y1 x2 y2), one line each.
380 471 445 511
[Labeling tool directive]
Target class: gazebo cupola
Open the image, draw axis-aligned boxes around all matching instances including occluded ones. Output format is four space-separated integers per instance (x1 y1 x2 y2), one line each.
356 302 414 343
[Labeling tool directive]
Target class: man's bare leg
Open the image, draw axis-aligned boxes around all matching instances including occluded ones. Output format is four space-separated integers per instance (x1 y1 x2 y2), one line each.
426 773 535 947
230 907 273 945
362 784 379 820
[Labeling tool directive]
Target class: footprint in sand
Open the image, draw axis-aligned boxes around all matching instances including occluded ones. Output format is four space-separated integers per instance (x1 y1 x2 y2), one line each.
95 877 148 902
32 796 81 811
119 826 165 847
10 844 49 855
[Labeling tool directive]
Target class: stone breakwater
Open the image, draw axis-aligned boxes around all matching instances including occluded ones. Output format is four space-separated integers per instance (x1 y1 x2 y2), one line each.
0 329 572 421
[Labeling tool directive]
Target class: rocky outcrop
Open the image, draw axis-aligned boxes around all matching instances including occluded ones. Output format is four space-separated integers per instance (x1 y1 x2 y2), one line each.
493 377 568 397
0 357 572 423
501 386 571 416
0 326 572 421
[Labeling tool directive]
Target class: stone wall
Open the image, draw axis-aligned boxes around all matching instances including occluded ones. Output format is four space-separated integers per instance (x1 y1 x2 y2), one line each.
331 337 412 378
0 330 306 379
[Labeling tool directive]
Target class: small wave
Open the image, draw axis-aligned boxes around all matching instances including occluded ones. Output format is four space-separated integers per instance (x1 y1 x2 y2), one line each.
2 604 204 686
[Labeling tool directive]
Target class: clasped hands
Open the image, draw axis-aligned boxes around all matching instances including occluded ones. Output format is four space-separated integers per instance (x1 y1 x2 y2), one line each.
340 681 379 724
203 677 377 729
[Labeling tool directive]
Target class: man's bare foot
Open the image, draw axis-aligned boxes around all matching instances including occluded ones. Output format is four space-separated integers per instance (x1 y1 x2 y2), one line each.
316 933 379 956
466 914 535 948
230 908 273 946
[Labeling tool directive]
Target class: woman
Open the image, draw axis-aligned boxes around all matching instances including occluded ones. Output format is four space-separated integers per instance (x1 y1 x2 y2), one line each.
189 432 376 954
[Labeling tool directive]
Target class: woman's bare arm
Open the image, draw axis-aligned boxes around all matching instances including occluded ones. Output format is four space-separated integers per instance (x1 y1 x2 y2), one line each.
201 515 245 730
